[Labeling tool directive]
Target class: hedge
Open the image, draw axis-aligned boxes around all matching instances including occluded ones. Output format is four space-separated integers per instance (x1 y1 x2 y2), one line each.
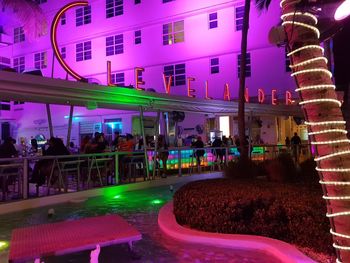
173 178 334 257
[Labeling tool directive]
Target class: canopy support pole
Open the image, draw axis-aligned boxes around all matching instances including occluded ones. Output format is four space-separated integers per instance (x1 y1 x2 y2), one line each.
46 52 56 139
66 105 74 147
46 104 54 138
152 110 161 179
139 107 150 180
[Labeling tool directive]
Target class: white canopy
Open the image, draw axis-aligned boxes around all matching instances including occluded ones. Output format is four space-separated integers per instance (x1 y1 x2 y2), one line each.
0 71 302 116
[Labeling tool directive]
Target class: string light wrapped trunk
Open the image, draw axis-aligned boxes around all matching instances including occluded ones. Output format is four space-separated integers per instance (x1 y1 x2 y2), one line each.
280 2 350 262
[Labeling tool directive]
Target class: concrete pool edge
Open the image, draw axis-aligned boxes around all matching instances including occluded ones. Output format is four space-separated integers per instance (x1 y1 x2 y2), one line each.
0 172 222 215
158 201 316 263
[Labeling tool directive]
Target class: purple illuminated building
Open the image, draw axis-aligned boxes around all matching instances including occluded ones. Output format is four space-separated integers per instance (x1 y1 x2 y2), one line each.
0 0 305 146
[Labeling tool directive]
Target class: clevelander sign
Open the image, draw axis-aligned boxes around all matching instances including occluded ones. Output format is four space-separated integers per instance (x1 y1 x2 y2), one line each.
51 1 295 106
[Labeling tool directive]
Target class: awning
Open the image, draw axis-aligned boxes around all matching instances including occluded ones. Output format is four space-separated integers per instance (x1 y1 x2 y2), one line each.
0 71 302 116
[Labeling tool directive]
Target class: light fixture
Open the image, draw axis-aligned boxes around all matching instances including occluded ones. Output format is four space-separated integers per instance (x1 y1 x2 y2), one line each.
335 0 350 21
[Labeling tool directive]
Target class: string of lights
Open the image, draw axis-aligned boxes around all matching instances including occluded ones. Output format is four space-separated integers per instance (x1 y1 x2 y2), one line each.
305 120 346 126
331 229 350 240
327 211 350 218
312 139 350 145
315 150 350 162
299 98 341 107
316 167 350 173
308 129 347 135
281 12 318 23
287 45 324 56
295 84 335 92
319 180 350 185
291 68 333 78
280 3 350 261
290 57 328 68
282 21 320 38
323 195 350 200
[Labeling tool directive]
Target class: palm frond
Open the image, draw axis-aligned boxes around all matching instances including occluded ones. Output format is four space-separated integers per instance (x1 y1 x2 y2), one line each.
255 0 272 13
1 0 47 40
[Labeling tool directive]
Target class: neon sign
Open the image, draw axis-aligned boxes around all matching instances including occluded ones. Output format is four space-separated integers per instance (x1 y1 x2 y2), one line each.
51 1 89 81
51 1 296 106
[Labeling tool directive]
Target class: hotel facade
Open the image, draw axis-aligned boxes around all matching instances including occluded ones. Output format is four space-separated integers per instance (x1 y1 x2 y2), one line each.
0 0 305 146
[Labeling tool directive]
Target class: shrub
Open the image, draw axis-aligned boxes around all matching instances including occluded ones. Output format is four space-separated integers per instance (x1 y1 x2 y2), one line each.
265 153 296 182
298 158 319 186
224 157 258 179
173 178 334 256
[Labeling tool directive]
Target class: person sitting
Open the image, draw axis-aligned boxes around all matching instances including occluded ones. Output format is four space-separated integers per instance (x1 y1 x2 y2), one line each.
111 131 120 151
29 139 38 155
0 137 18 158
135 137 144 151
0 137 19 193
84 134 106 154
117 134 135 180
31 138 70 186
68 141 79 154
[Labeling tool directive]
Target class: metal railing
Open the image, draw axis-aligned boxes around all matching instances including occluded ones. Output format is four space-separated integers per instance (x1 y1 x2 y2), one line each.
0 144 311 203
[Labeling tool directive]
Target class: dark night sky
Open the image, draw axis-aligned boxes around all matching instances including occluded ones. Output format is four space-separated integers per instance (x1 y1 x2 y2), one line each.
333 18 350 91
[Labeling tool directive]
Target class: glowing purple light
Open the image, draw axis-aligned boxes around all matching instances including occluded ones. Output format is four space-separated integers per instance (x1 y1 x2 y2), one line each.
334 0 350 21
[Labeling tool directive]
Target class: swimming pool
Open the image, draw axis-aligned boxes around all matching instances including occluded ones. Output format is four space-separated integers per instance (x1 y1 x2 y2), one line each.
0 184 281 262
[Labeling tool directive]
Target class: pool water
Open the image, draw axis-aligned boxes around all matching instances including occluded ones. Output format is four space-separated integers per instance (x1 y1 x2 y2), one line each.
0 184 281 263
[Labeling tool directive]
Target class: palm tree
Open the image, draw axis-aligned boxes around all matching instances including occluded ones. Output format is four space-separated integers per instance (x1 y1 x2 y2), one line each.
238 0 272 160
237 0 251 160
1 0 47 39
253 0 350 261
278 1 350 262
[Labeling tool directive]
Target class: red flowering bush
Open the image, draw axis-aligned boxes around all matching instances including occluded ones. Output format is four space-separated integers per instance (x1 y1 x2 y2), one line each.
173 178 335 256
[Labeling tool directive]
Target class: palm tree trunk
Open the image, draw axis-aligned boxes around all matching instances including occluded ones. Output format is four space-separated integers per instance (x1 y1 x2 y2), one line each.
238 0 251 159
281 2 350 262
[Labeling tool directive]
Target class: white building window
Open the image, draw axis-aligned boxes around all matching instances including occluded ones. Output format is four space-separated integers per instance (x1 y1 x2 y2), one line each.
209 12 218 29
219 116 230 137
238 53 251 77
61 47 66 59
61 13 66 25
106 0 123 18
34 52 47 69
76 41 92 61
106 34 123 56
34 0 47 4
76 6 91 26
210 58 219 74
163 63 186 86
13 57 25 73
14 27 25 43
0 56 11 70
163 20 184 45
111 72 125 86
134 30 141 45
235 6 244 31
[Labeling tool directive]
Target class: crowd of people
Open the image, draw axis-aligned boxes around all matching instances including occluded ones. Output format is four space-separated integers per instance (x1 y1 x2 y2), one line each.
0 131 305 184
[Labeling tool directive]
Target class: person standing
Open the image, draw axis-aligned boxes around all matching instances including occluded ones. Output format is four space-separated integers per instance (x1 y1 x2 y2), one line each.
285 136 290 148
112 131 120 151
291 132 301 163
192 136 205 166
